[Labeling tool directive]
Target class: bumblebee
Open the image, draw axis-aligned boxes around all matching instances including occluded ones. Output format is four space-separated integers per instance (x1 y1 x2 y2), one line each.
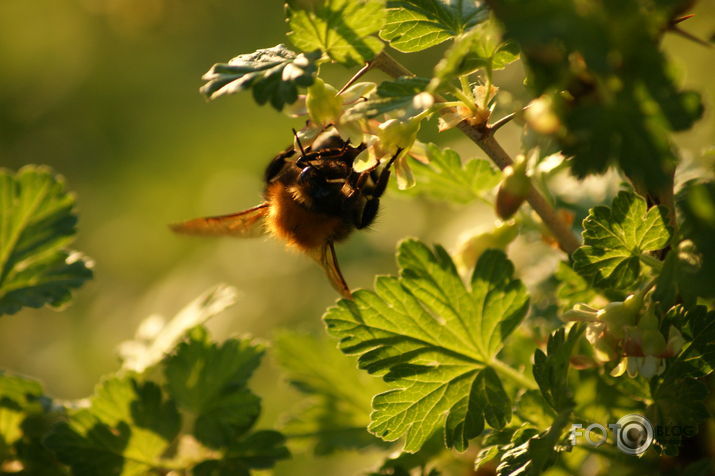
171 128 399 298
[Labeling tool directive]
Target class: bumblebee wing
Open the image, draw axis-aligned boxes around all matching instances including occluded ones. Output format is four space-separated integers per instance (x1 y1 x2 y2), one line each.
307 241 352 299
170 203 269 238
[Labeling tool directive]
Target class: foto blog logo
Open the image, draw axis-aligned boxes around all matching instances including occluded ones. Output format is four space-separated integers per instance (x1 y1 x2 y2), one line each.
569 414 654 455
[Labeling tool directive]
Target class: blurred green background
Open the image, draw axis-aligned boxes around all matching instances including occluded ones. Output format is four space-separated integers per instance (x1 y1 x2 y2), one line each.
1 0 713 473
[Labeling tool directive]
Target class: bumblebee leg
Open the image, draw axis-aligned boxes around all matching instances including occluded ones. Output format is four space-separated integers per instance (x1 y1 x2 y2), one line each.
371 148 402 198
351 149 402 228
355 197 380 229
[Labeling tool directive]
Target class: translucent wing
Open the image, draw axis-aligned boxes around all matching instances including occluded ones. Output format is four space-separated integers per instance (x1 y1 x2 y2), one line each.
307 241 352 299
170 203 269 238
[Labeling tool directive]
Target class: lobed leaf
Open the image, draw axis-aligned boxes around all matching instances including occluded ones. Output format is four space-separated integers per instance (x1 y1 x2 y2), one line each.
164 327 264 449
0 372 62 475
667 305 715 377
432 24 519 89
45 376 181 476
380 0 489 52
572 191 671 289
273 332 387 454
286 0 386 67
200 44 319 110
0 166 92 316
343 77 432 121
403 143 501 204
368 433 444 475
323 240 529 452
0 374 45 453
192 430 289 476
647 362 709 455
532 324 584 412
495 413 570 476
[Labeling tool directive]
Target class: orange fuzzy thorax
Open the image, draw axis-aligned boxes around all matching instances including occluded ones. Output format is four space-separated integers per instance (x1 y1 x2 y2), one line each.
265 182 348 252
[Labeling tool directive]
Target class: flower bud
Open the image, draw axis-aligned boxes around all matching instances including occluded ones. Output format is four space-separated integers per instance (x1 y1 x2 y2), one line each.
593 332 620 362
640 329 666 356
339 81 376 103
583 321 619 362
454 221 518 272
623 293 643 315
622 326 642 355
306 78 343 125
378 118 421 153
495 157 530 220
636 309 658 331
394 153 415 190
524 95 561 134
629 355 665 379
596 300 638 339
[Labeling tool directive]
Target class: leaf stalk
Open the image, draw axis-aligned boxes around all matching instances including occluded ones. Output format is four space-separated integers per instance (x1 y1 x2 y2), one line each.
489 357 538 390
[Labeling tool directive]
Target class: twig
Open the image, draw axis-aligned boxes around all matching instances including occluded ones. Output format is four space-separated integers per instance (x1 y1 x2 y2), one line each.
488 111 517 134
369 51 582 254
337 61 374 95
668 14 712 48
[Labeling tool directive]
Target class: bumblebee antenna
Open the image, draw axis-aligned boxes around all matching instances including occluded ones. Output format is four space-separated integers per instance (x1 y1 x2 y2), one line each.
292 128 307 156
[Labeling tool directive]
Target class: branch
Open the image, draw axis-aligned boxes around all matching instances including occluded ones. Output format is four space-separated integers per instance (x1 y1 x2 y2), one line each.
337 61 374 95
370 51 582 254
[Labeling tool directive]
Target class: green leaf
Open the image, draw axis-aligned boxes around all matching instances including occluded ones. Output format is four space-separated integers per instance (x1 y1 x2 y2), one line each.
432 25 519 89
647 365 708 455
532 324 584 412
45 376 180 476
343 77 431 121
475 425 531 470
668 305 715 377
192 430 289 476
402 143 501 204
368 433 444 475
0 373 64 475
516 390 556 429
572 191 671 289
442 367 510 450
380 0 489 52
495 412 570 476
0 374 45 452
286 0 386 67
323 240 529 452
200 45 319 110
0 166 92 316
164 327 264 449
554 262 595 311
273 332 387 454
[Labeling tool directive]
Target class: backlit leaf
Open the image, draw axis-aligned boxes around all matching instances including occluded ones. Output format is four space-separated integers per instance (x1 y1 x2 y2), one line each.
200 44 319 110
287 0 386 66
572 191 671 289
0 166 92 316
324 240 528 452
164 327 264 449
380 0 489 52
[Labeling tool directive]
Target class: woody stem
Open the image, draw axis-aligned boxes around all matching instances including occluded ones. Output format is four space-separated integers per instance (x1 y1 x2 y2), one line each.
370 51 582 254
